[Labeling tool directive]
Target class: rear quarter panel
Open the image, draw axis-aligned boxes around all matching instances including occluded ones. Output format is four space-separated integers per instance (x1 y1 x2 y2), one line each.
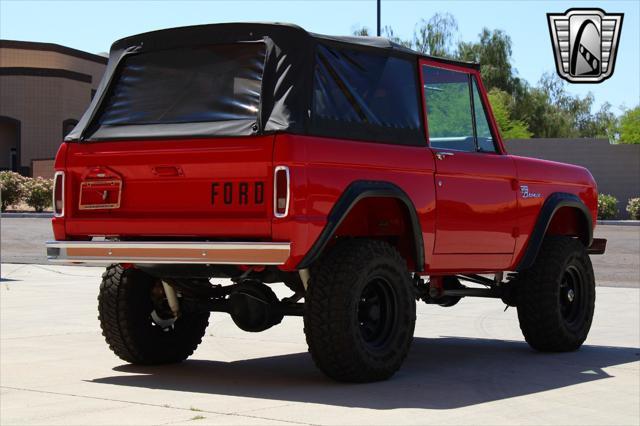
272 134 436 270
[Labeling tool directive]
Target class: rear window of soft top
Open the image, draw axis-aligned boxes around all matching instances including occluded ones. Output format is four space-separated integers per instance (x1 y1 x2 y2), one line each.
94 42 265 129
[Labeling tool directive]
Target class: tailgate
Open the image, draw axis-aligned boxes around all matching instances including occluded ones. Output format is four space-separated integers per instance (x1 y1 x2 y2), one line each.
63 136 274 239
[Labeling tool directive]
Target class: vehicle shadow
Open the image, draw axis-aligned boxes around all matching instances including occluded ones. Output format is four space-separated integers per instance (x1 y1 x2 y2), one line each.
89 336 640 410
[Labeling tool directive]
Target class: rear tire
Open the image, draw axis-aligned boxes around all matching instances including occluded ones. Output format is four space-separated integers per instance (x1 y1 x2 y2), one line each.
304 239 416 382
516 236 595 352
98 265 209 364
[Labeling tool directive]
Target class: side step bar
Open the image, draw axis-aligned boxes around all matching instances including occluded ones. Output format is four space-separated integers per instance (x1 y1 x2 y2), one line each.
45 241 291 265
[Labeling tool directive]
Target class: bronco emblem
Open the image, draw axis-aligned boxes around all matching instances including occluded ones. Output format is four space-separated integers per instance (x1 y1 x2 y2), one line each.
520 185 542 199
547 8 623 83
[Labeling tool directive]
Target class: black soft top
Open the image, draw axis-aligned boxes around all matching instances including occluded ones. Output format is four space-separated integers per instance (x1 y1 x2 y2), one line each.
66 22 478 143
109 22 451 57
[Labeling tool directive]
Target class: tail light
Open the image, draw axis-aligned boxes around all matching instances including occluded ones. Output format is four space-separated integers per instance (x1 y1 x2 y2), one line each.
274 166 290 218
53 171 65 217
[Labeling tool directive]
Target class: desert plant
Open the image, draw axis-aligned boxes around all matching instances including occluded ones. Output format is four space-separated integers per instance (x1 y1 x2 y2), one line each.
626 198 640 220
0 171 27 211
597 193 618 220
24 177 53 212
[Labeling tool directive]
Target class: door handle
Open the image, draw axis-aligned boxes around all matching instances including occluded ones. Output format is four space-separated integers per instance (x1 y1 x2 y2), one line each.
435 151 454 160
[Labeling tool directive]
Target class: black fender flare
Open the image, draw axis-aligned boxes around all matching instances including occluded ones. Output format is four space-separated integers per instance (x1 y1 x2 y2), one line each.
297 180 424 271
515 192 593 271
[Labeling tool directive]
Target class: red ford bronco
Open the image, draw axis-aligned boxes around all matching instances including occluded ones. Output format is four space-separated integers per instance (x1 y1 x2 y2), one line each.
47 23 606 382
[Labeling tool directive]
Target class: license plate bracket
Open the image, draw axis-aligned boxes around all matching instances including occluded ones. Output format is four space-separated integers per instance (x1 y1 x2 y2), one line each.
79 179 122 210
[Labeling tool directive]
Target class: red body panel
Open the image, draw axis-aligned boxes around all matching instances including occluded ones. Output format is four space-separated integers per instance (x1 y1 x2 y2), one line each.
272 134 437 270
511 155 598 266
52 60 599 274
60 137 275 239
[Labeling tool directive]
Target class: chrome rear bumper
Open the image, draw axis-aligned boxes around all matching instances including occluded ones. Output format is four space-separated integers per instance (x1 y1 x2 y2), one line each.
45 241 291 265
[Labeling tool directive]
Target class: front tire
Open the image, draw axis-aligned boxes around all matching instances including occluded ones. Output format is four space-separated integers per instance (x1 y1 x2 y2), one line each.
516 236 595 352
98 265 209 364
304 239 416 382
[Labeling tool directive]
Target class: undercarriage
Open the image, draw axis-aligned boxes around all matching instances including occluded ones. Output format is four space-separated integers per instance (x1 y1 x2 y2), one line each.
143 265 519 335
96 237 596 382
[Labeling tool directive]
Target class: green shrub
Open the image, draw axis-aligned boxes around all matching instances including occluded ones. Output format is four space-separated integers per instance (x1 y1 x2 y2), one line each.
24 177 53 212
0 171 27 211
597 193 618 220
626 198 640 220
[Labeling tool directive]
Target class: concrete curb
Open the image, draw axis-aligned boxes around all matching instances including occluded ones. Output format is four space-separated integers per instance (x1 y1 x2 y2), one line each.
597 220 640 226
1 212 53 218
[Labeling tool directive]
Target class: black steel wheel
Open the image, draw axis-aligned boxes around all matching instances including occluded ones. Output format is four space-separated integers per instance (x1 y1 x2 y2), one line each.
304 239 416 382
358 276 398 350
559 264 588 329
515 236 595 352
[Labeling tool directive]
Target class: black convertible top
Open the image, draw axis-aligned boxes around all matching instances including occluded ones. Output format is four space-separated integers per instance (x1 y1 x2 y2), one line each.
109 22 461 57
66 22 479 143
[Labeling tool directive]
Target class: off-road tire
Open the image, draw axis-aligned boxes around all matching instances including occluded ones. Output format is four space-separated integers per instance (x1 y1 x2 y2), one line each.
98 264 210 364
304 239 416 382
516 236 595 352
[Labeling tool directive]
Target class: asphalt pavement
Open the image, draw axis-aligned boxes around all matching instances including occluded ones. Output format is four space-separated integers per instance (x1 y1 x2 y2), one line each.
2 217 638 287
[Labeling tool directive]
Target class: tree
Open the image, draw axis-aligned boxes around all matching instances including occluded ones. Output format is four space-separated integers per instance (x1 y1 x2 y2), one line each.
352 26 370 36
382 26 413 49
619 106 640 144
541 73 594 136
458 28 515 93
520 73 600 138
579 102 618 141
351 15 629 141
352 14 458 55
413 13 458 57
487 89 532 139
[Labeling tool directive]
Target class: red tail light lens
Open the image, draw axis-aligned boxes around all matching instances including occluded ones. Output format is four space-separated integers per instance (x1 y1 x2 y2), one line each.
274 166 290 218
53 171 65 217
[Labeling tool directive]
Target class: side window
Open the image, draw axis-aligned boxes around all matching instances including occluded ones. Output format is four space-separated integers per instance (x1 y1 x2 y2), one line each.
472 77 498 153
422 66 474 152
311 44 424 146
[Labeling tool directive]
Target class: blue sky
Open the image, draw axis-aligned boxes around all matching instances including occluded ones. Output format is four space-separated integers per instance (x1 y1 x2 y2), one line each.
1 0 638 114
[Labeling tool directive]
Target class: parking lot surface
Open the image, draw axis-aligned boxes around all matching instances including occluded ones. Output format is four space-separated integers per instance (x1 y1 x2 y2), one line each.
2 218 639 288
1 263 638 425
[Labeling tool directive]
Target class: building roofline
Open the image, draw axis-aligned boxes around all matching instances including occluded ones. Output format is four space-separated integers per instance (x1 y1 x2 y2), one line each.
0 67 92 83
0 39 108 65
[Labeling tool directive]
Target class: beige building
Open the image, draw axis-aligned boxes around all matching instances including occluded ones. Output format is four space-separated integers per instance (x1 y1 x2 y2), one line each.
0 40 107 177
